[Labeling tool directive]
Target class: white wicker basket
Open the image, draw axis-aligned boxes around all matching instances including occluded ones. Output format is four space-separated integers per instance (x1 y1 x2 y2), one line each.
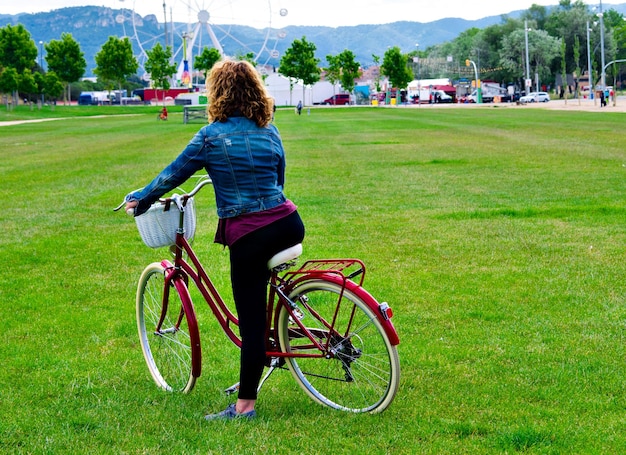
134 197 196 248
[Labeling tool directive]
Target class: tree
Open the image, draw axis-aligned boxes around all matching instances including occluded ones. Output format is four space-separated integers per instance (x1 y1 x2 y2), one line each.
34 71 45 105
194 47 221 82
0 24 38 73
236 52 256 65
528 29 562 88
279 36 320 105
0 67 18 109
475 20 522 83
94 36 138 101
500 28 561 90
44 71 65 106
336 50 361 94
0 24 38 104
561 38 568 102
522 4 550 30
372 54 382 92
499 29 527 83
446 27 481 73
325 50 360 100
381 46 413 93
324 54 341 89
144 42 177 106
45 33 87 104
545 2 592 77
573 35 581 101
612 20 626 76
18 68 37 108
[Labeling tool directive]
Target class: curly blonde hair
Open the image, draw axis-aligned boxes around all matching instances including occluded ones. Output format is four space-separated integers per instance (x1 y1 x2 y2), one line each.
207 59 273 128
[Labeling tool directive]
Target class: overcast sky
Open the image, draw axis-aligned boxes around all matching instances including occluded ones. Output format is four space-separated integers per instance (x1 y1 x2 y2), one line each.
1 1 573 27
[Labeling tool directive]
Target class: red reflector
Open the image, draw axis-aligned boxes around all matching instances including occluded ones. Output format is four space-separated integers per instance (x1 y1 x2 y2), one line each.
379 302 393 320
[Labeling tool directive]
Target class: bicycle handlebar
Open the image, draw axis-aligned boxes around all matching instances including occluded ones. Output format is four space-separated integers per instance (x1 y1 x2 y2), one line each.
113 175 213 213
185 175 213 198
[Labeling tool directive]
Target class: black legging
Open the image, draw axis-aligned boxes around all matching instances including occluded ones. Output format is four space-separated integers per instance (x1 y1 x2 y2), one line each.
228 211 305 400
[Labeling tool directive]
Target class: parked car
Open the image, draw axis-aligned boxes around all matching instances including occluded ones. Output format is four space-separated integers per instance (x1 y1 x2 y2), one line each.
321 94 351 105
519 92 550 103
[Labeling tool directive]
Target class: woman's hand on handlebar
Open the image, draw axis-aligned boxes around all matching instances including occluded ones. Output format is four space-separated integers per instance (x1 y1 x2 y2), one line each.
125 200 138 215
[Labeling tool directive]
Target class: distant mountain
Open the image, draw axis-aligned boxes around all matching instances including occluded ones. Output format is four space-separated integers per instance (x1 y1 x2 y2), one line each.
2 4 626 77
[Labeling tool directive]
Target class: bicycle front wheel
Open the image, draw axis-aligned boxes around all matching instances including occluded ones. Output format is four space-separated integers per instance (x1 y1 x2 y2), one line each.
277 278 400 413
136 262 199 393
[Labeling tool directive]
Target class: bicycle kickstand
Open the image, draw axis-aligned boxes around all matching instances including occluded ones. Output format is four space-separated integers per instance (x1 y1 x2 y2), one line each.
257 358 283 392
223 358 282 396
224 382 239 396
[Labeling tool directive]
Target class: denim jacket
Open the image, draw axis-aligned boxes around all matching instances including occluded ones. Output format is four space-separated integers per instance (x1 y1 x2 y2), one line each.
126 116 287 218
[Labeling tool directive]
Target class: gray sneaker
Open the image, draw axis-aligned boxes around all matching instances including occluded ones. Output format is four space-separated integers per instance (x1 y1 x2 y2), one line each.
204 404 256 421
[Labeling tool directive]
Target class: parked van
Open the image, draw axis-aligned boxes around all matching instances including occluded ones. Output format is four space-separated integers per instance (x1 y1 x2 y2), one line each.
321 94 351 105
431 90 453 103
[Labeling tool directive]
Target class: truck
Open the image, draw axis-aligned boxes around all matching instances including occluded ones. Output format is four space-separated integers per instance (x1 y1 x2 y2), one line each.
407 79 455 104
408 88 454 104
468 82 509 103
78 91 110 105
78 90 130 105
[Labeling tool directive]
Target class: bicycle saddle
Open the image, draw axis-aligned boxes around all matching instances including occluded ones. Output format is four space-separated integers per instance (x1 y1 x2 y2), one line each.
267 243 303 270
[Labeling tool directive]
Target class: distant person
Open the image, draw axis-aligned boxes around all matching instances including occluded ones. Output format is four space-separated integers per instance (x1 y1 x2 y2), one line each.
296 100 302 115
600 90 606 107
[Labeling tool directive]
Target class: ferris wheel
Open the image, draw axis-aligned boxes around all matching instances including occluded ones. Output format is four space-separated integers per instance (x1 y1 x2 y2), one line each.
117 0 289 81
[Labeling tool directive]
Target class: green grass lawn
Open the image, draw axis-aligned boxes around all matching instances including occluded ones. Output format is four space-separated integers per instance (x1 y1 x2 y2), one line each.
1 105 625 454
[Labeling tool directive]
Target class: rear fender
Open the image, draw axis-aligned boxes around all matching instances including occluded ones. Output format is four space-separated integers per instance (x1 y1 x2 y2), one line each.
290 273 400 345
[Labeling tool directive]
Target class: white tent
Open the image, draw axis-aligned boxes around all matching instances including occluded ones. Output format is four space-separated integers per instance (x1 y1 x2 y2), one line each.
264 73 338 106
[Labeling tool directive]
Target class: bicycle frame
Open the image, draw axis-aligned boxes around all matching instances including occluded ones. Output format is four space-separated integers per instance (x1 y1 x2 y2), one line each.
164 232 241 348
143 182 399 381
161 232 364 358
160 221 399 372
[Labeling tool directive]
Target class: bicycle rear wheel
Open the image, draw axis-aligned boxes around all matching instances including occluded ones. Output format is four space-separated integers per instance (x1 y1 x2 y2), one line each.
136 262 199 393
277 278 400 413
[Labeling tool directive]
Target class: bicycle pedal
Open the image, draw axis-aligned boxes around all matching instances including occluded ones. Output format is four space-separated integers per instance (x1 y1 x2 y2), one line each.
224 382 240 396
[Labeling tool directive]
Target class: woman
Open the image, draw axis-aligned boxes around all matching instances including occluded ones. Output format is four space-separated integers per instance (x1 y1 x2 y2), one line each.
125 59 305 420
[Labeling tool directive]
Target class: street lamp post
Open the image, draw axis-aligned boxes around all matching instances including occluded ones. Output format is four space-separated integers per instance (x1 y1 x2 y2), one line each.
599 0 606 88
466 59 481 103
603 59 626 106
39 40 44 105
587 21 594 102
524 20 531 95
415 43 420 106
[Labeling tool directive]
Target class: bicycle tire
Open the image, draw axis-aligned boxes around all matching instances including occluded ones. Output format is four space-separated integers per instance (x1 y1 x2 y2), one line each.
277 278 400 413
136 262 200 393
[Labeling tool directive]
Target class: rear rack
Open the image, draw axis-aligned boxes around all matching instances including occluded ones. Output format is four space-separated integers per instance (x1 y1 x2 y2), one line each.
284 259 366 287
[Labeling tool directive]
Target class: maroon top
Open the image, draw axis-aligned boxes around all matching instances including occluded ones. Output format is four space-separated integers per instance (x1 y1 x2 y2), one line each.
214 200 297 246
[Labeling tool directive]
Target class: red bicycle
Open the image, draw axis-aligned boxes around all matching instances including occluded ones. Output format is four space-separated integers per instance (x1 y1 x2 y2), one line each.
116 176 400 413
